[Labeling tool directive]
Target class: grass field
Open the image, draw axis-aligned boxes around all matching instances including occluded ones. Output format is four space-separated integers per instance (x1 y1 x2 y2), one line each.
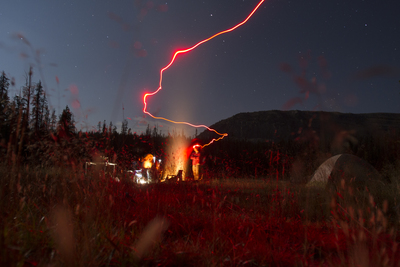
1 164 400 266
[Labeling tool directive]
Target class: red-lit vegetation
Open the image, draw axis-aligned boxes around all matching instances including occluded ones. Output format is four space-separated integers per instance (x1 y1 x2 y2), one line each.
1 70 400 266
1 165 400 266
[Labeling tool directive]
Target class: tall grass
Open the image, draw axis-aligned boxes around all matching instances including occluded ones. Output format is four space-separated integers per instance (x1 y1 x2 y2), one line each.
1 162 399 266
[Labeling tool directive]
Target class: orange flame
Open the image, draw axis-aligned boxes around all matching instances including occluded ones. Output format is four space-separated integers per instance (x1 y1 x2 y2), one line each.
143 0 265 148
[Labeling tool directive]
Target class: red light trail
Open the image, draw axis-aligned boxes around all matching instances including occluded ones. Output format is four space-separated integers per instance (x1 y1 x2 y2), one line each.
143 0 265 148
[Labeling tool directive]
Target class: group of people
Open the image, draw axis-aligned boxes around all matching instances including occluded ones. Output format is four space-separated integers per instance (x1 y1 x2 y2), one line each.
134 142 206 182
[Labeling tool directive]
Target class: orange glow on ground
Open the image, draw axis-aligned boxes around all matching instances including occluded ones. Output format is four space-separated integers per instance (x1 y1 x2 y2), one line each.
143 0 265 148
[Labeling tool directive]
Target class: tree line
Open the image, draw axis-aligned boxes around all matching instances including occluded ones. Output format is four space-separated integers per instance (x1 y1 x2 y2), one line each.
0 68 60 164
0 68 175 170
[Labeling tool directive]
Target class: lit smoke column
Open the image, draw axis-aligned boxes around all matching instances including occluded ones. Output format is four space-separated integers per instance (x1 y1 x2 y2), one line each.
162 135 190 181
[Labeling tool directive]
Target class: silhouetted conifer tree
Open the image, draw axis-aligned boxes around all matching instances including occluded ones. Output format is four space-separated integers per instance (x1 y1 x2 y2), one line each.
0 71 10 140
50 109 57 132
7 93 25 162
121 119 128 136
102 120 106 134
42 94 50 132
57 105 76 139
31 80 47 138
16 67 34 162
110 121 117 135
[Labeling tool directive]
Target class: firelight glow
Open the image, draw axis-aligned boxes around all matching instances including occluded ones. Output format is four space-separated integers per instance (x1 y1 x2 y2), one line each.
142 0 265 148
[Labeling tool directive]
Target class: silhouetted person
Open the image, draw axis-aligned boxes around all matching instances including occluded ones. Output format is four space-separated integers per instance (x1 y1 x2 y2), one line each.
190 145 202 180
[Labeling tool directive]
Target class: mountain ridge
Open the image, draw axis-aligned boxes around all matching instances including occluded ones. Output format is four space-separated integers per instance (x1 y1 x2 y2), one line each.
198 110 400 142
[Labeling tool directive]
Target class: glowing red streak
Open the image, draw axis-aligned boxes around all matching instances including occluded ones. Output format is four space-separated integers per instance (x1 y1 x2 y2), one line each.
143 0 265 148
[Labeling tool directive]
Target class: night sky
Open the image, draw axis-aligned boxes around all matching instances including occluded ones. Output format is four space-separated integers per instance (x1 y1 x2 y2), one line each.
1 0 399 135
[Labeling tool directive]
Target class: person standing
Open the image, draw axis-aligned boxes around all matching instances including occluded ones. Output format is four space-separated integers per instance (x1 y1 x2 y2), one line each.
190 145 202 180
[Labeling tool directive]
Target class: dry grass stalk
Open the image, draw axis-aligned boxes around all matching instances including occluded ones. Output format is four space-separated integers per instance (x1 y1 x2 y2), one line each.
132 216 170 260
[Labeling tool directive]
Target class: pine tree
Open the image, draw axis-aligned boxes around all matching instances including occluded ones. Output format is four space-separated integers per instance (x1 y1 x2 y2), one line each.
57 105 76 139
111 122 118 135
17 67 34 161
0 71 10 114
7 93 26 162
50 109 57 132
145 124 151 136
109 121 113 134
121 119 128 135
42 93 50 132
0 71 10 139
31 80 46 137
97 121 102 133
22 67 33 128
102 120 106 134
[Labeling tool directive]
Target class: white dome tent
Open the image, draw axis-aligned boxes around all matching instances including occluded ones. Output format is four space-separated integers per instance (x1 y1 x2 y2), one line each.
307 154 392 217
308 154 385 187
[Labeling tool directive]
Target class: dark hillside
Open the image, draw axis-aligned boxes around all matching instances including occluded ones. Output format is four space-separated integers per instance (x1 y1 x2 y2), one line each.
199 110 400 143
